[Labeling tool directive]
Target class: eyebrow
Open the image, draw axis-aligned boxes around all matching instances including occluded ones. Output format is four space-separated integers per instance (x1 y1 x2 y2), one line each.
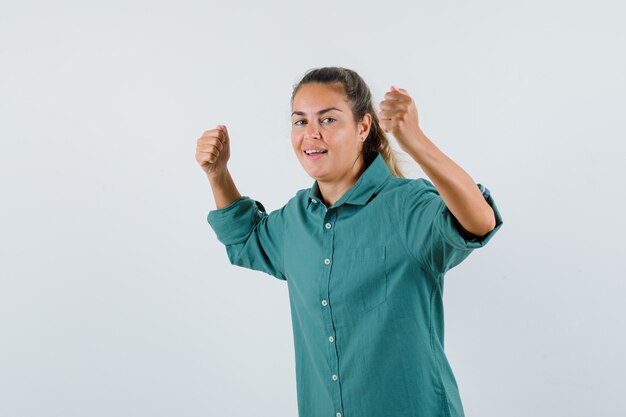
291 107 343 117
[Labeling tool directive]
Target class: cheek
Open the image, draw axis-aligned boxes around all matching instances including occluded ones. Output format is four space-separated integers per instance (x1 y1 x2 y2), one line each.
330 136 353 153
291 137 301 153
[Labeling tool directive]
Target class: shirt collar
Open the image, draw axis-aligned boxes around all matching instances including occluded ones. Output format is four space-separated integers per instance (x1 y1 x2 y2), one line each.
306 152 392 209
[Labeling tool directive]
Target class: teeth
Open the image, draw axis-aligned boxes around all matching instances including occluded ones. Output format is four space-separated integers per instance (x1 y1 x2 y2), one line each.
305 149 327 154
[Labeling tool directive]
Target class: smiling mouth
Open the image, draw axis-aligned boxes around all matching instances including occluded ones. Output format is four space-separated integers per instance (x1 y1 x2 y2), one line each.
303 150 328 161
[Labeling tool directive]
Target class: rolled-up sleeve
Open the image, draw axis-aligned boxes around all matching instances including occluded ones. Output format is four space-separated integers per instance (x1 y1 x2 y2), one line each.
207 195 287 281
402 179 503 275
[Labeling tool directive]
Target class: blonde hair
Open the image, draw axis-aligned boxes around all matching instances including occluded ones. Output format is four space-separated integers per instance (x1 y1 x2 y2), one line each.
291 66 407 178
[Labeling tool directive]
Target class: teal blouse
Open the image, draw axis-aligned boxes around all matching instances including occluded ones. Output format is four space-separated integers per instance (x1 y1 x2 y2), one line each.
207 152 503 417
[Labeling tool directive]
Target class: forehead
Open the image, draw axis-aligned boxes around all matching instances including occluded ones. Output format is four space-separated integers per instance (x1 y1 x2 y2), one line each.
292 83 349 111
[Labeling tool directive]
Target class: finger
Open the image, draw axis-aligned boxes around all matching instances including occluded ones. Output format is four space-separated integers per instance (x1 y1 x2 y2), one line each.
201 130 223 143
204 139 223 152
378 111 393 121
379 99 391 110
201 145 220 156
384 91 407 102
218 125 229 142
211 130 226 145
199 134 223 148
379 109 402 120
391 85 410 95
379 100 403 110
214 127 225 142
201 148 220 161
209 133 224 148
384 91 401 100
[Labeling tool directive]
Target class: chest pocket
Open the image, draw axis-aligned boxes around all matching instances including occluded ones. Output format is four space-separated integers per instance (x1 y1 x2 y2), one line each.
345 246 387 312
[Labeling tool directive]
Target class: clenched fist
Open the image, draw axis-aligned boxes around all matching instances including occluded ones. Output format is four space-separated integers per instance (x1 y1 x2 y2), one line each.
378 86 423 155
196 125 231 178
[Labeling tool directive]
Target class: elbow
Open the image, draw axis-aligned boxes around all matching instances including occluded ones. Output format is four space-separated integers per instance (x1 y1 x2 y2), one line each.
476 207 497 236
464 207 497 238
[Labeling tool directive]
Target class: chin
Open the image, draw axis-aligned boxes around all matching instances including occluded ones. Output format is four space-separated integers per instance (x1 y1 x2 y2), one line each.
302 165 328 181
305 169 324 180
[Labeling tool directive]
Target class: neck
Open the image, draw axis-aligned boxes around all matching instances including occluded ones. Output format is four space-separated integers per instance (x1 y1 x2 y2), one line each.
318 155 367 206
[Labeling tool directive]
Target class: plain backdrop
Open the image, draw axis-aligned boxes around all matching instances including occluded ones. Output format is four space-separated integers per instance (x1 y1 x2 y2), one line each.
1 1 625 416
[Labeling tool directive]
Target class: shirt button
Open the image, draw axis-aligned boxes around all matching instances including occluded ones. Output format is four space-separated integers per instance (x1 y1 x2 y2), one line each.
324 258 331 265
321 299 328 306
328 336 334 343
325 222 332 229
331 374 338 381
311 199 317 203
336 413 342 417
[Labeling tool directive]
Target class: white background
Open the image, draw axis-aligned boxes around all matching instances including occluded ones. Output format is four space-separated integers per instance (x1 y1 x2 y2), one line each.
1 1 625 416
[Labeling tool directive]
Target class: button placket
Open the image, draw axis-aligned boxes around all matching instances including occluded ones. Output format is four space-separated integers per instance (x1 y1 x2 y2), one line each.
319 210 344 414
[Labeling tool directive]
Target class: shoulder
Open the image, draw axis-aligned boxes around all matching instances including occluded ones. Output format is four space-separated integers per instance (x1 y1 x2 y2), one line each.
293 187 310 200
405 177 438 194
290 187 311 208
380 176 440 203
265 187 310 217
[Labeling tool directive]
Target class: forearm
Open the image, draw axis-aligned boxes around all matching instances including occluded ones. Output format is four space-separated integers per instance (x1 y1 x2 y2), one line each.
405 130 496 237
208 168 242 209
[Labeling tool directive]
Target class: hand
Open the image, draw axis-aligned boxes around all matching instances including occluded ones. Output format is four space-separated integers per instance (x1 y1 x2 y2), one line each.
196 125 231 178
378 85 423 153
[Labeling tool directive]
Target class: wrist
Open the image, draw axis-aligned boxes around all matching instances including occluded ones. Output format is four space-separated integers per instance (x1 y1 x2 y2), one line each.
207 167 230 184
404 129 432 163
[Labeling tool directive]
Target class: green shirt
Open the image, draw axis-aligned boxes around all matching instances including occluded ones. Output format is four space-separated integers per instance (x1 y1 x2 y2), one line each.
207 152 503 417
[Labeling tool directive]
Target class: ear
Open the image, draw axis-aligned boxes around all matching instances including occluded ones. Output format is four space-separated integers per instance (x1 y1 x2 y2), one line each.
358 113 372 138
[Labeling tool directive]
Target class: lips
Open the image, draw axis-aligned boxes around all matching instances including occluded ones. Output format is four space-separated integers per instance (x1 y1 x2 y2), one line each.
304 150 327 160
303 149 327 154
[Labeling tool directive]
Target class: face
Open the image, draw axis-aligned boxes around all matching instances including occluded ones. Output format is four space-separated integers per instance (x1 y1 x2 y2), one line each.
291 82 371 182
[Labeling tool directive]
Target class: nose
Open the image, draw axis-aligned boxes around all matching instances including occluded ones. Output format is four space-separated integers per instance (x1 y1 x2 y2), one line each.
304 121 321 140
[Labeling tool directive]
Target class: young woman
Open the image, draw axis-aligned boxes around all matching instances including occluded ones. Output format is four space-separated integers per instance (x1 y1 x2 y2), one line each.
195 67 503 417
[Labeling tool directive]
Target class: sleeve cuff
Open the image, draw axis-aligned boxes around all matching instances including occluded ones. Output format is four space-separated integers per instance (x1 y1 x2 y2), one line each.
207 195 260 246
435 183 503 250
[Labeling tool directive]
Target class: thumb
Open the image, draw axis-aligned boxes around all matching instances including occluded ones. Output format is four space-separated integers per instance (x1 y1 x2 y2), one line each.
217 124 229 141
391 85 408 95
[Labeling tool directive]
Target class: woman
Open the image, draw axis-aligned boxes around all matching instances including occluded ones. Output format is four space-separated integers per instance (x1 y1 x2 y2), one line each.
195 67 503 417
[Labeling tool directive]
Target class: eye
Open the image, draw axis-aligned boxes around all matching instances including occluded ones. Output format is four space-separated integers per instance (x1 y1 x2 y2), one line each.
292 117 335 126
